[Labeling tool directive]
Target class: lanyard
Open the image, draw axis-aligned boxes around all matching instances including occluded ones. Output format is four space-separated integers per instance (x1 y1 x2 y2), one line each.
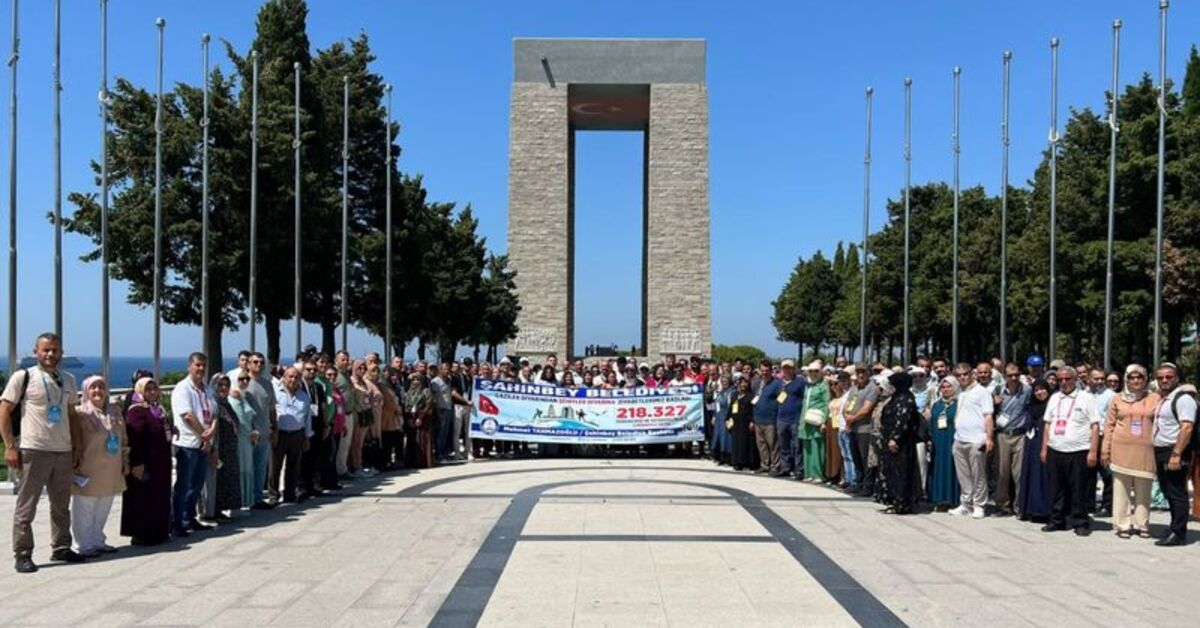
191 381 211 422
40 371 65 407
1054 393 1078 424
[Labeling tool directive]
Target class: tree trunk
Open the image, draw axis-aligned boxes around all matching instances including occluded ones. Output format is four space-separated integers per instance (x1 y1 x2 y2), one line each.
797 342 803 363
1168 315 1183 363
417 338 426 361
473 344 481 364
321 320 336 359
205 316 225 373
266 315 282 367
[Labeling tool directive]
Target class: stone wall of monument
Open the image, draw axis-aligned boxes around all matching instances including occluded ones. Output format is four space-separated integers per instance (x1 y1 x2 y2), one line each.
507 82 571 358
645 83 711 357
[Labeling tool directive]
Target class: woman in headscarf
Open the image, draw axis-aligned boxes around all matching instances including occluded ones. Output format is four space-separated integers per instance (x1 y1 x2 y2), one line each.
378 367 404 471
326 365 349 484
824 374 846 485
121 377 172 545
927 376 961 511
228 371 260 509
208 374 243 515
799 362 830 482
878 371 921 514
361 363 386 474
729 377 757 471
1100 364 1159 538
1017 380 1054 522
404 373 435 469
72 376 127 556
710 374 733 465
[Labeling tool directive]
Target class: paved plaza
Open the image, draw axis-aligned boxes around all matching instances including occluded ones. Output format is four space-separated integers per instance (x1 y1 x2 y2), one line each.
0 458 1195 627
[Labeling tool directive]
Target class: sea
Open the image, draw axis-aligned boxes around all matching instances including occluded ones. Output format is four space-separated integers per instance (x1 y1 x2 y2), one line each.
0 356 232 390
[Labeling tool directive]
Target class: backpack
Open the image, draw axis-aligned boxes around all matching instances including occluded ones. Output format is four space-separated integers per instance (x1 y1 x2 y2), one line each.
9 368 30 438
1170 387 1200 450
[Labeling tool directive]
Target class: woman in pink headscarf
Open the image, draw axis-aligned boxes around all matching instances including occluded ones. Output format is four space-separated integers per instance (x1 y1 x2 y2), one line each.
72 375 127 556
121 377 172 545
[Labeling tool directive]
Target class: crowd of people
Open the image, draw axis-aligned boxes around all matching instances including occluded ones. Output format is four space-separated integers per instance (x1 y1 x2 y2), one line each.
0 332 1196 575
699 353 1196 546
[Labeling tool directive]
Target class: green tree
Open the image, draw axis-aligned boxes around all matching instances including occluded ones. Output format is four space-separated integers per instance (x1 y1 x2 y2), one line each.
66 70 248 369
772 252 839 359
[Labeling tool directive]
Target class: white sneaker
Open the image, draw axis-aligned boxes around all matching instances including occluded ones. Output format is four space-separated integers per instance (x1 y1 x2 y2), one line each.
948 505 970 516
972 507 986 519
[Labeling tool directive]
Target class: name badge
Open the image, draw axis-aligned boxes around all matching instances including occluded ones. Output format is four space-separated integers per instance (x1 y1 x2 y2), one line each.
776 392 788 404
996 413 1010 429
1053 419 1068 437
732 401 740 414
47 404 62 426
1130 418 1143 438
937 416 948 430
105 432 120 456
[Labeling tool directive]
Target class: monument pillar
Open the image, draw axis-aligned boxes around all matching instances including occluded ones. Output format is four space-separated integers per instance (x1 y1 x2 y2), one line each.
507 39 710 360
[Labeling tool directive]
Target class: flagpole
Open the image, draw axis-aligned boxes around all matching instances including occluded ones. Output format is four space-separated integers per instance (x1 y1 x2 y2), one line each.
341 76 349 353
53 0 62 341
951 66 961 366
248 50 259 353
99 0 110 380
1000 50 1011 365
1103 20 1121 371
1152 0 1168 367
293 61 302 361
860 86 872 363
152 17 164 378
200 33 211 360
903 77 912 366
384 84 394 363
6 0 17 376
1048 38 1059 364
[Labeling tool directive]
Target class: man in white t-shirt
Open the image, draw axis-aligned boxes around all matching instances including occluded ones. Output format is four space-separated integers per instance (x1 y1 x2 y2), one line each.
170 352 216 536
0 333 85 572
1151 362 1196 546
949 363 995 519
1039 366 1100 536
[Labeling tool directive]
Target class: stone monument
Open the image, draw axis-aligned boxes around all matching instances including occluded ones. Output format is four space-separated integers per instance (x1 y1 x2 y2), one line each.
506 38 711 359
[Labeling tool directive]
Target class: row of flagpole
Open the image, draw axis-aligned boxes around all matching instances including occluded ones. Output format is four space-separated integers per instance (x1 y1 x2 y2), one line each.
858 3 1171 369
3 0 398 379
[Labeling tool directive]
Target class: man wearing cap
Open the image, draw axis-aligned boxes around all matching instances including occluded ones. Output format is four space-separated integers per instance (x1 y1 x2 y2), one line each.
752 361 781 475
774 359 807 478
843 365 880 495
1023 355 1046 386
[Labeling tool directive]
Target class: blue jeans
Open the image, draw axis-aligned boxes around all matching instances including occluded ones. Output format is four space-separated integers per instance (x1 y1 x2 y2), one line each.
436 408 455 459
172 446 208 528
252 438 272 504
776 420 797 475
838 429 858 486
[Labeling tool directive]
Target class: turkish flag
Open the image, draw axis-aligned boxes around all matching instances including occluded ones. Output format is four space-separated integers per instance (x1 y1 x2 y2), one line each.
478 394 500 416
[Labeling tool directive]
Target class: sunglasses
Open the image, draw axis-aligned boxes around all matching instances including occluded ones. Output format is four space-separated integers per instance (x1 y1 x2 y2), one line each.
1124 375 1143 381
237 376 250 383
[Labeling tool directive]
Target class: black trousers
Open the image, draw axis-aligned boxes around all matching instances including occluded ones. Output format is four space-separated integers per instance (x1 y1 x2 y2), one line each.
851 431 875 491
270 429 306 501
1155 446 1191 538
1047 449 1091 530
302 432 334 492
380 429 404 469
1091 434 1113 512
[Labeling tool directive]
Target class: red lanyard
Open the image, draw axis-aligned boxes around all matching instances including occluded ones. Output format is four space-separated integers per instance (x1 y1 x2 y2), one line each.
192 382 211 422
1054 393 1077 423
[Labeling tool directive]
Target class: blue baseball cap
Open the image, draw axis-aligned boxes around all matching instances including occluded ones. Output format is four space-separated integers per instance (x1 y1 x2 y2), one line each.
1026 355 1045 367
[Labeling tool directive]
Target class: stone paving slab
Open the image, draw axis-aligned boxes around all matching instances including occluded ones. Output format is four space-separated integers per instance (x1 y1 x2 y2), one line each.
0 458 1195 626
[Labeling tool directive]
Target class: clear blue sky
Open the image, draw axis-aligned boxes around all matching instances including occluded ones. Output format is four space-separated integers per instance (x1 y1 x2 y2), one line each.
1 0 1197 359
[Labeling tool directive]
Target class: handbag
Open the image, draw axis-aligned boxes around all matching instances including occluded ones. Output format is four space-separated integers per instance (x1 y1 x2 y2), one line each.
803 408 825 426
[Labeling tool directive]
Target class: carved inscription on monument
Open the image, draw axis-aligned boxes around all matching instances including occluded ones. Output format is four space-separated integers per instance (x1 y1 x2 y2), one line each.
659 328 702 355
513 327 559 354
